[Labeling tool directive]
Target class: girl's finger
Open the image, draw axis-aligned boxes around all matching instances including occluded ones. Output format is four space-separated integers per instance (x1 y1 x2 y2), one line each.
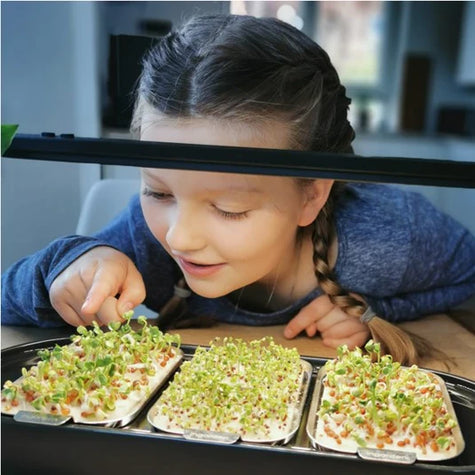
313 307 351 333
51 281 89 326
284 295 333 338
320 317 368 340
81 272 118 316
305 322 319 337
117 264 146 315
323 330 370 349
96 296 123 325
53 301 89 327
284 306 317 338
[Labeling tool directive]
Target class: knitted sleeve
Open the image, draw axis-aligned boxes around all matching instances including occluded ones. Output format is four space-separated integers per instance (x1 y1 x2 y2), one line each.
1 195 178 327
334 184 475 322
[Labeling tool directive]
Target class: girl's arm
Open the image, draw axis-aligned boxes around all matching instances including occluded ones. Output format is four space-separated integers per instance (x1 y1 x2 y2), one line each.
364 215 475 321
346 186 475 322
1 236 118 327
366 282 475 323
2 194 178 327
1 196 141 327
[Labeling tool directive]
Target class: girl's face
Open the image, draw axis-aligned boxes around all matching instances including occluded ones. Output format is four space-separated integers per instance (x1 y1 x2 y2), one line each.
140 119 329 300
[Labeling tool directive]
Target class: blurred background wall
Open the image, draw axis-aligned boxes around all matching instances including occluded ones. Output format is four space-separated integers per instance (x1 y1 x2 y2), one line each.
2 1 474 272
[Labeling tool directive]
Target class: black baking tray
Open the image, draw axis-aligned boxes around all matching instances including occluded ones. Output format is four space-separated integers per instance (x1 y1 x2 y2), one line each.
2 338 474 475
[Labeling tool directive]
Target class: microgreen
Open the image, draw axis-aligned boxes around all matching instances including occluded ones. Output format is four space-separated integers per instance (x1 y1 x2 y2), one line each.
1 314 180 420
318 340 457 453
156 337 303 437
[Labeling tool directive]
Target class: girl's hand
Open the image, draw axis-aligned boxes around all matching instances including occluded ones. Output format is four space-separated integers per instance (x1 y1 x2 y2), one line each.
49 246 146 326
283 294 370 348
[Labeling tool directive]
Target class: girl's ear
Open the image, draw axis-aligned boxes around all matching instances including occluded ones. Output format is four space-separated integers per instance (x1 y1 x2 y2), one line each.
298 179 334 227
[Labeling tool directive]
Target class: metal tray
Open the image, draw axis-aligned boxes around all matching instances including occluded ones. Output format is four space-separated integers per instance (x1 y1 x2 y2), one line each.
306 366 466 463
1 338 183 427
2 338 475 475
147 359 312 444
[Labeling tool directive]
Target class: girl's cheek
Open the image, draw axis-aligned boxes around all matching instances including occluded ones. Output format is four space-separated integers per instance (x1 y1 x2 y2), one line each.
150 221 168 244
141 202 168 243
149 220 169 245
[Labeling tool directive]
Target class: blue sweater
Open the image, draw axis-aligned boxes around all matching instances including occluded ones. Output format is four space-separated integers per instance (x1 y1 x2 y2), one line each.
2 183 475 327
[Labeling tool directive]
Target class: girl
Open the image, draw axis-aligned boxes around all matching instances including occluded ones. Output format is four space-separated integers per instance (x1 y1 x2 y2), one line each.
2 15 475 365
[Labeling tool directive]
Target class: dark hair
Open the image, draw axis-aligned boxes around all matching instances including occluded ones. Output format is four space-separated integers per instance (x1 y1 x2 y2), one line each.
132 14 354 152
133 14 440 366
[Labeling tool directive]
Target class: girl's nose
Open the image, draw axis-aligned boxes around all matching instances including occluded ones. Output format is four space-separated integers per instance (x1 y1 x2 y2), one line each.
165 207 206 253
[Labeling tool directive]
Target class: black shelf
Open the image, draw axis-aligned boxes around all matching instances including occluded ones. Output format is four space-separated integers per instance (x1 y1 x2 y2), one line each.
4 134 475 188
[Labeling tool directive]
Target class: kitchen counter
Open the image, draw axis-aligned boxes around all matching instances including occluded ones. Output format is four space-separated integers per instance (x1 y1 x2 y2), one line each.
2 312 474 381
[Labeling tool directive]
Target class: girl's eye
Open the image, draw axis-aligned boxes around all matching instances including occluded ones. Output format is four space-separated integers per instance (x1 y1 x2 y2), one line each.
142 188 172 200
215 207 249 220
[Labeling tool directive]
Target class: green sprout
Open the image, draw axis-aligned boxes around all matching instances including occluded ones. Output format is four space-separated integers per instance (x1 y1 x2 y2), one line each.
156 337 303 437
1 312 181 420
318 340 457 453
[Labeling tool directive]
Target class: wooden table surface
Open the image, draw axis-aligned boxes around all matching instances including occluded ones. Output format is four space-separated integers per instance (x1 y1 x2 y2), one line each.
2 313 474 381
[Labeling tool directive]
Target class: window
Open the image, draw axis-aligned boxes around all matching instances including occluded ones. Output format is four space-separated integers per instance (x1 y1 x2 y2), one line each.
230 1 388 132
314 2 387 132
230 1 305 30
231 1 385 88
315 1 384 87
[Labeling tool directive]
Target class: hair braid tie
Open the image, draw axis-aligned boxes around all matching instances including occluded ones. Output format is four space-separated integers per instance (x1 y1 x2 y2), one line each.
155 278 216 331
173 283 192 299
360 306 376 324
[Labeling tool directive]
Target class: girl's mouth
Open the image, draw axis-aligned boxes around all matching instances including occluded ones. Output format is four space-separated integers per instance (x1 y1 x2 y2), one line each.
177 257 225 277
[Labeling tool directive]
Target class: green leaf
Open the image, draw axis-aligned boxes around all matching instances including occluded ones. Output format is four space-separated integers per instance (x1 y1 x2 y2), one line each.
1 124 19 155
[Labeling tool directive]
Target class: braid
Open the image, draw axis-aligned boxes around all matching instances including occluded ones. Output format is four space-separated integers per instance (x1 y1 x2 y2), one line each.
312 187 364 316
311 187 451 367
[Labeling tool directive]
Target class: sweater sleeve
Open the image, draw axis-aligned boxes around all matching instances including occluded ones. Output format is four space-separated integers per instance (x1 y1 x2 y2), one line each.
366 282 475 323
368 194 475 322
335 184 475 322
1 236 114 327
1 196 138 327
1 194 180 327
